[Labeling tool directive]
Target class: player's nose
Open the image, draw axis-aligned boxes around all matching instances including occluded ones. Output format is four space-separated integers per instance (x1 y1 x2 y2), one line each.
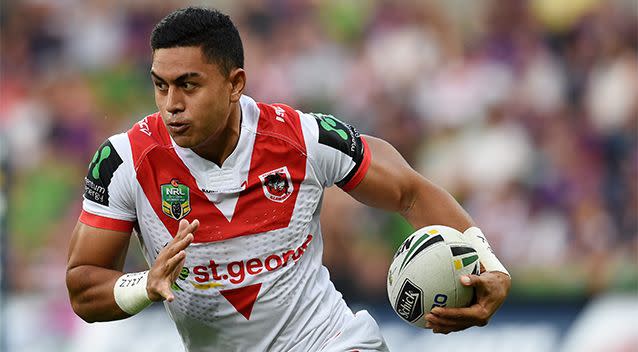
166 87 185 115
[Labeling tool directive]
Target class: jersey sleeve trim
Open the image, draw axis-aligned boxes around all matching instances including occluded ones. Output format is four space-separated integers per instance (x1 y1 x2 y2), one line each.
339 136 371 192
79 210 134 233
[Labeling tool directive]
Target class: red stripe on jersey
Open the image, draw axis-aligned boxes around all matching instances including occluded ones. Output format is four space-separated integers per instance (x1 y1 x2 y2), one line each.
340 136 371 192
128 105 306 243
79 210 134 233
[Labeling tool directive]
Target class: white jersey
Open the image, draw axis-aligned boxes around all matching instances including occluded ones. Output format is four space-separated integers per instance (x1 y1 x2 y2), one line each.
80 95 387 352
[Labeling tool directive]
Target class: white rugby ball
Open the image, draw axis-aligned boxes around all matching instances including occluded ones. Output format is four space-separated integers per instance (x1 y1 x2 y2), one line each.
387 225 479 328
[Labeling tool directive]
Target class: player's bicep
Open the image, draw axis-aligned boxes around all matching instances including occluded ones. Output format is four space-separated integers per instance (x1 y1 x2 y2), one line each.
347 135 422 212
67 221 131 272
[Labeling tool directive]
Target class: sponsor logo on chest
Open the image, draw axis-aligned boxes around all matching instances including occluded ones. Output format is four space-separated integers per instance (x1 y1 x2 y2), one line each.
181 233 314 287
167 234 314 320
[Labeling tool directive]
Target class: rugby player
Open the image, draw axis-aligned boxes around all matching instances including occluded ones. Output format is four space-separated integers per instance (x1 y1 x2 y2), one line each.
66 7 511 351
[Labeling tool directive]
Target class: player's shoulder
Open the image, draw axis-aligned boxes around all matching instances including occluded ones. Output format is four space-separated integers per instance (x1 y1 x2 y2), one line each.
249 97 361 157
87 112 169 174
127 112 170 146
249 96 308 153
123 112 174 167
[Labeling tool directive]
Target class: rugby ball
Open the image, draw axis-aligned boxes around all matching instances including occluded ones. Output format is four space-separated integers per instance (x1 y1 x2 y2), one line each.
387 225 480 328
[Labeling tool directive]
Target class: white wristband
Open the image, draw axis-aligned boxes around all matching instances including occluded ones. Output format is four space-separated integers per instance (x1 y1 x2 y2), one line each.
114 271 152 315
463 227 510 276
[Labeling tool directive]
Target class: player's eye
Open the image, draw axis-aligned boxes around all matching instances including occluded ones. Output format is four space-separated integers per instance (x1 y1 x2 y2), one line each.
182 82 197 91
154 81 168 91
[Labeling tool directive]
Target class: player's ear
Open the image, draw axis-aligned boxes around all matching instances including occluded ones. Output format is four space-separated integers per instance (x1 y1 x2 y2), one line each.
228 68 246 103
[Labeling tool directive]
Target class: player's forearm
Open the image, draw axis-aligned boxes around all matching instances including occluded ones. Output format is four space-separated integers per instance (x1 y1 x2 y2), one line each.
66 265 131 322
400 177 474 233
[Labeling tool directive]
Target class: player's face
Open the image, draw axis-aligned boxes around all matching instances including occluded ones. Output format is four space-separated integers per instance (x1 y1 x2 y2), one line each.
151 46 244 158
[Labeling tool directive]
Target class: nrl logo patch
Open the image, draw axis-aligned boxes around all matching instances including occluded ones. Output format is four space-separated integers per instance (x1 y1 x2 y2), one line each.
161 178 191 220
258 166 293 203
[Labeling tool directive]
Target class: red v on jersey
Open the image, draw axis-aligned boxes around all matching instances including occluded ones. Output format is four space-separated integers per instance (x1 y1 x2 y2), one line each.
128 104 307 243
220 283 262 320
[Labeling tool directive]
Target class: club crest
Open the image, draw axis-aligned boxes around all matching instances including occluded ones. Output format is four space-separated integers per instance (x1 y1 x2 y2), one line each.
258 167 293 203
161 178 191 220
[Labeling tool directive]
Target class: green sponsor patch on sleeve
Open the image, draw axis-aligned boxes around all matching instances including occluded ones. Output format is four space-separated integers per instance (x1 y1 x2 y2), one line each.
84 140 123 206
312 113 359 156
311 113 366 187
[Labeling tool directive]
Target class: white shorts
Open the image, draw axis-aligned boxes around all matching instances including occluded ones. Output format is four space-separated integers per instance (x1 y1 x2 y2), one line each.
319 310 389 352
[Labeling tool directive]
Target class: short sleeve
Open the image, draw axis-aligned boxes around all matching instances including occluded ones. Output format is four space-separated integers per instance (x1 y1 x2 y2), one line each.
81 134 136 232
299 112 371 191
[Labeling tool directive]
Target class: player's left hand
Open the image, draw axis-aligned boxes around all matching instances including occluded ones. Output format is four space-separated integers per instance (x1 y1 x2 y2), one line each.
147 218 199 302
424 271 511 334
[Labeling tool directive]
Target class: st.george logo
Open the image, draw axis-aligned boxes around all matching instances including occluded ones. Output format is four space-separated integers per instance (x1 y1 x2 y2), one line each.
259 167 293 203
161 178 191 220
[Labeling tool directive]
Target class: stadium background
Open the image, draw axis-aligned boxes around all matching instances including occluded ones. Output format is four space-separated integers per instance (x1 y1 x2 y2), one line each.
0 0 636 351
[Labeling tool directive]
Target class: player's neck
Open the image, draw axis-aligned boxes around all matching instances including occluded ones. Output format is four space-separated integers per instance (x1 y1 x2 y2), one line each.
192 103 241 167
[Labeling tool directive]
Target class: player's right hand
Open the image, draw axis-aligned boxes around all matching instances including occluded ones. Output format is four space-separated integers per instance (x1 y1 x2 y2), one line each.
147 219 199 302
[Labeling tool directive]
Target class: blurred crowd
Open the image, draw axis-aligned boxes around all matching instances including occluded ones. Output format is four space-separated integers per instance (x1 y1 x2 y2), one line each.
1 0 636 314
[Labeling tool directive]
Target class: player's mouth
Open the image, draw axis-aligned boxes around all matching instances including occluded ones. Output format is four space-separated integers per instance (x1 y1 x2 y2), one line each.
167 121 190 134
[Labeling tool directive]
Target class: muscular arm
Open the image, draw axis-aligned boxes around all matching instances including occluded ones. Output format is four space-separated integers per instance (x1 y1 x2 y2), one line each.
66 221 132 322
349 135 473 232
349 135 510 334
